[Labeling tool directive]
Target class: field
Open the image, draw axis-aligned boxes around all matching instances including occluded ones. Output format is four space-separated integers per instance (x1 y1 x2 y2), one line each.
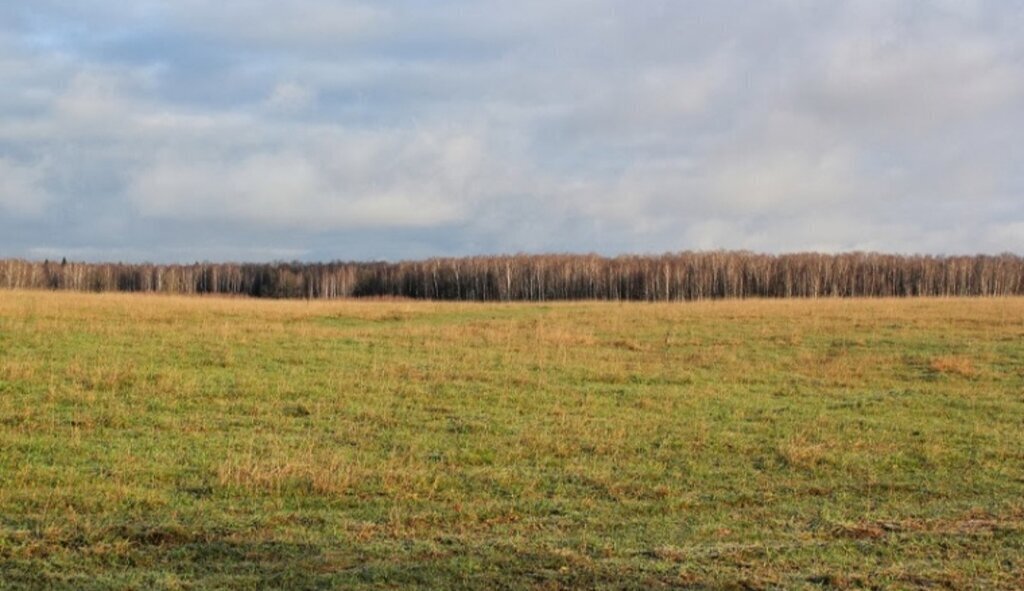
1 291 1023 590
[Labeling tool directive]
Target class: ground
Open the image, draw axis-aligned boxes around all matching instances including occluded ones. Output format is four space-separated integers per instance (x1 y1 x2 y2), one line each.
0 291 1022 589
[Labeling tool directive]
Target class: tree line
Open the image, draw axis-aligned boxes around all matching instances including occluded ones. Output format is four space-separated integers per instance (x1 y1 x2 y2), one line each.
2 252 1022 301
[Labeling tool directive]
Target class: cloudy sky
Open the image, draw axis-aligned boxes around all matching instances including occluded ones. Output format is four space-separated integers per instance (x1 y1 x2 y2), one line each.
1 1 1022 262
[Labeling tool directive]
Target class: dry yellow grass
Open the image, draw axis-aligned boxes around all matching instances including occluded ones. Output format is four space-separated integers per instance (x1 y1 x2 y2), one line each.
929 355 978 378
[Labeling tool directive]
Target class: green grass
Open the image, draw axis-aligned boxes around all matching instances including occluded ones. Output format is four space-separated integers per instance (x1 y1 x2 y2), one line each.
1 291 1023 589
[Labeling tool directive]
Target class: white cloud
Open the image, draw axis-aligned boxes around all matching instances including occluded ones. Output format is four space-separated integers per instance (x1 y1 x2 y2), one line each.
264 82 315 112
166 0 386 46
703 147 860 213
806 30 1023 133
986 222 1024 252
0 157 49 216
126 127 490 230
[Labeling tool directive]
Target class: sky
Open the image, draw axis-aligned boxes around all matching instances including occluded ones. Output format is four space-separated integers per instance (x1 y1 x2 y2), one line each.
1 1 1022 262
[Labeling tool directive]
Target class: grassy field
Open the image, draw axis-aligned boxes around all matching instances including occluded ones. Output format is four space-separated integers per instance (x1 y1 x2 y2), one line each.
1 291 1022 589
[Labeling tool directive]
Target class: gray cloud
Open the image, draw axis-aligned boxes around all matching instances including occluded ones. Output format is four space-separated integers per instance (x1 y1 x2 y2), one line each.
0 1 1022 262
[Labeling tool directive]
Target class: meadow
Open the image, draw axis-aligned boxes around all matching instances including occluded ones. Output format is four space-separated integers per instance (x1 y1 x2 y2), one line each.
0 291 1022 589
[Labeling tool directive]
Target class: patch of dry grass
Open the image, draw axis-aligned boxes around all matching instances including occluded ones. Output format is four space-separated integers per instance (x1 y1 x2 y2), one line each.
929 355 978 378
